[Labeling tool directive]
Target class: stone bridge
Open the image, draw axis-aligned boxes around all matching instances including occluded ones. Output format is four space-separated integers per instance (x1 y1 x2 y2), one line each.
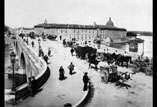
5 34 50 104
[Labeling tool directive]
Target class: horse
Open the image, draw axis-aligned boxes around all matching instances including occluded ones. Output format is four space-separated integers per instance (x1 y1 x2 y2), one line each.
116 55 132 67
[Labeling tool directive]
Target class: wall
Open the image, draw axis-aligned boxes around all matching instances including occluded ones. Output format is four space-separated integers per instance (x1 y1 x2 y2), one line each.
33 25 126 42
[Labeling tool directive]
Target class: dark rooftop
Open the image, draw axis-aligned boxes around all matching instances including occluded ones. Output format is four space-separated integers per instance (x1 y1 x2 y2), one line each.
34 23 126 31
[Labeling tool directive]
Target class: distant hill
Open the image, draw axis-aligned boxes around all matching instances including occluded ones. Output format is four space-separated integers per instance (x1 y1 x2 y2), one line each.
127 31 153 36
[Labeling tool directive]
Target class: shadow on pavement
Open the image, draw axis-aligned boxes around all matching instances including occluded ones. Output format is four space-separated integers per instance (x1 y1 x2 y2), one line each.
116 82 131 89
34 88 43 96
77 81 95 107
59 77 67 81
71 72 76 75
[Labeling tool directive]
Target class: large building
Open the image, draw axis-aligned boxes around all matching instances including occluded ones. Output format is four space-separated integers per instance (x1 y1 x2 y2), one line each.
34 18 127 43
16 27 34 34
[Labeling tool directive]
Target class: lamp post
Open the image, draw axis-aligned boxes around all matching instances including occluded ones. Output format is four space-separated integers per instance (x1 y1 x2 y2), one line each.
38 38 41 47
96 28 101 49
10 51 16 91
27 35 29 45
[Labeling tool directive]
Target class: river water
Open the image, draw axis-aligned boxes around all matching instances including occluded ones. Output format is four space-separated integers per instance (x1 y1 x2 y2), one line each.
137 35 153 58
110 35 153 58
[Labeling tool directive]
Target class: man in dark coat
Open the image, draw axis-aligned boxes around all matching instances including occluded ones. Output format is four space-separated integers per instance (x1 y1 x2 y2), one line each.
83 72 89 91
28 77 33 97
44 55 48 64
32 76 36 96
31 41 34 47
68 62 75 75
48 48 51 57
70 48 74 56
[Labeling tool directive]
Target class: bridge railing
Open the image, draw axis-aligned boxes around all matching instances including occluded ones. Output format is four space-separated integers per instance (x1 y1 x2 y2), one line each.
6 34 49 104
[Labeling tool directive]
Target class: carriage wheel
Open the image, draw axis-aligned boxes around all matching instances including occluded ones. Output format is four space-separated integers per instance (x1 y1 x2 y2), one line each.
143 62 149 68
145 68 153 76
134 62 140 73
102 69 109 84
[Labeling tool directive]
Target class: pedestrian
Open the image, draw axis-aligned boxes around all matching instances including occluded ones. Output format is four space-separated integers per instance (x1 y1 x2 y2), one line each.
70 48 74 56
39 48 42 57
43 54 48 64
68 62 75 75
31 41 34 47
59 66 65 80
32 76 36 96
28 77 33 97
83 72 90 91
60 35 62 40
39 48 44 58
48 48 51 57
26 39 29 45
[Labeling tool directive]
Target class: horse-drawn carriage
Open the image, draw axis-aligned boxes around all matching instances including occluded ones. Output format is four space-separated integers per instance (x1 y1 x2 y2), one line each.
63 39 75 48
100 65 132 84
47 35 57 40
96 49 132 67
132 58 153 76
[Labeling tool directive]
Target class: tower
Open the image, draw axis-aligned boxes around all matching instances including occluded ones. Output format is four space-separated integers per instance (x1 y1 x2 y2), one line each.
44 19 47 24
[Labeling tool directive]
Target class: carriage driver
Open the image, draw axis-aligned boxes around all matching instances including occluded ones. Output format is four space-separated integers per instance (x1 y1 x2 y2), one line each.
115 50 118 55
123 51 127 56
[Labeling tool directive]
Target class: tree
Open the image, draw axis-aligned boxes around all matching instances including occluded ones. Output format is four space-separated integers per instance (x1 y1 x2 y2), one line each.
127 32 137 37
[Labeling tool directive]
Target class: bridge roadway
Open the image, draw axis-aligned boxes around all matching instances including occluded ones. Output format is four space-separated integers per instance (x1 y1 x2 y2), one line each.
6 37 152 107
31 38 152 107
6 37 89 107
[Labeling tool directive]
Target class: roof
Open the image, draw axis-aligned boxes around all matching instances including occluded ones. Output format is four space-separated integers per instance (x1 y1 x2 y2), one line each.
34 23 126 31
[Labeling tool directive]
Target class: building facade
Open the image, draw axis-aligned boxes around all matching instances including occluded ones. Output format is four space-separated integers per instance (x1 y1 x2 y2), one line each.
16 27 34 34
34 18 127 42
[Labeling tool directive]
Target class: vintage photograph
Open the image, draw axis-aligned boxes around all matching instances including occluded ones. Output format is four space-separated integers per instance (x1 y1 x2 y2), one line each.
5 0 152 107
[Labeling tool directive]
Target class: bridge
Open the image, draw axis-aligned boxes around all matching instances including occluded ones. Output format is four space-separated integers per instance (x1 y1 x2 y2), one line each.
5 33 90 107
5 34 49 104
5 33 152 107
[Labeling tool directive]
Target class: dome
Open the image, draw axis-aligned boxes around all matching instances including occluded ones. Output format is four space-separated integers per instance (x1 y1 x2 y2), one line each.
106 17 114 26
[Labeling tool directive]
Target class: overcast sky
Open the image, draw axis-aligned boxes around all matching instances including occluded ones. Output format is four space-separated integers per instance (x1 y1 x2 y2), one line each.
5 0 152 32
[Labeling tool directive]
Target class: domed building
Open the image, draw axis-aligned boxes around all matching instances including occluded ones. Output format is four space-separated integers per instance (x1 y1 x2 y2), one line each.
34 17 127 43
106 17 114 27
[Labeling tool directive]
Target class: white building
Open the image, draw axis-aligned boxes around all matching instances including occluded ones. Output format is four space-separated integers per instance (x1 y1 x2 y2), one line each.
34 17 127 42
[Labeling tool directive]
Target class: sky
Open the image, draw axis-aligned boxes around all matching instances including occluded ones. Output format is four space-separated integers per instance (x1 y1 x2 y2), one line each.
5 0 152 32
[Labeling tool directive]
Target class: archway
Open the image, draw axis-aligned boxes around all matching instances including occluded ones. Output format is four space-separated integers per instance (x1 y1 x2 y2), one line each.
15 52 27 87
20 53 26 70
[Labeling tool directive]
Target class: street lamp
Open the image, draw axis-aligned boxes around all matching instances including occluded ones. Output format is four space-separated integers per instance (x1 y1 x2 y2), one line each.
38 38 41 56
38 38 41 46
10 51 16 91
96 28 101 49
